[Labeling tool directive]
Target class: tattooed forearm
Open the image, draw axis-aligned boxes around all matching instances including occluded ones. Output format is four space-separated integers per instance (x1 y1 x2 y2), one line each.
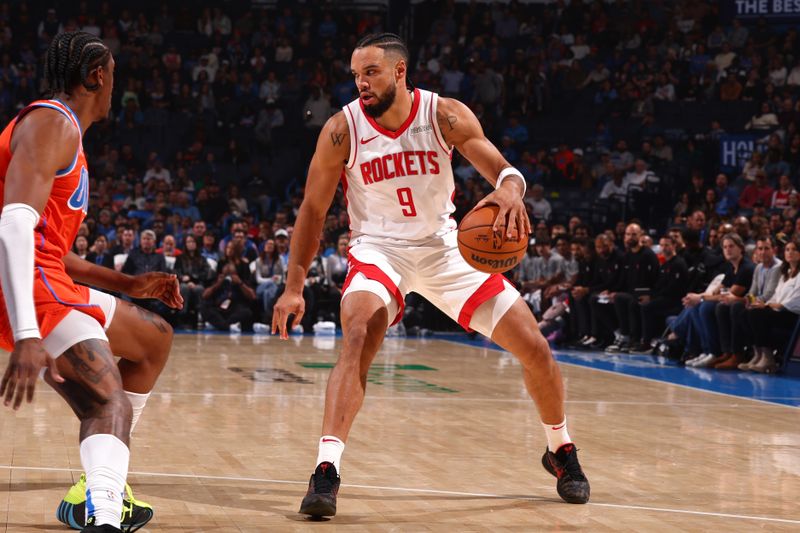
331 132 347 146
62 340 116 386
129 302 169 334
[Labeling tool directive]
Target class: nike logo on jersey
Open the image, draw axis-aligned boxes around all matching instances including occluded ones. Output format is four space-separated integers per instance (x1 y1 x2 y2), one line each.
360 135 380 144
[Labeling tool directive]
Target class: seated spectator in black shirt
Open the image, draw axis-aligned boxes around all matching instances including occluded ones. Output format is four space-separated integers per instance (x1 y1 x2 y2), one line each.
581 234 624 349
679 233 755 368
201 241 256 332
174 234 212 328
122 229 174 321
682 228 724 293
567 238 596 344
603 223 661 353
629 235 689 353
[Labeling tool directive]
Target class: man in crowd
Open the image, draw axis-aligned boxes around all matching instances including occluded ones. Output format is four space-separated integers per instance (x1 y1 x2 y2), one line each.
580 233 624 349
602 223 661 353
122 230 173 321
629 235 689 354
713 236 781 369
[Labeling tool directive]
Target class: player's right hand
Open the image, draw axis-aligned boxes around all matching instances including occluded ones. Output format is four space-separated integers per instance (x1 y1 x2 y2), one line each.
272 290 305 340
1 338 63 410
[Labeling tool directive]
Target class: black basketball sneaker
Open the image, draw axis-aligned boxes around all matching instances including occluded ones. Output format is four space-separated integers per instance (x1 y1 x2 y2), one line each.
299 462 341 517
541 443 591 504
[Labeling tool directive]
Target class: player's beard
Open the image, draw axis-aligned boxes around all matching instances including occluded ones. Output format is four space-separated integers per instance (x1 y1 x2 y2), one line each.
362 83 397 118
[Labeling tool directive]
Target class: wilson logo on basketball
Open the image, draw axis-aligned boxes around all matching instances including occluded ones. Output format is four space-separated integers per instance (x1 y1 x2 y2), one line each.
469 253 519 269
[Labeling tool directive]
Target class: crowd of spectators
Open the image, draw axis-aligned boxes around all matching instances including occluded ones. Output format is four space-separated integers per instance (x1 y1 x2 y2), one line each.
512 217 799 374
2 2 799 369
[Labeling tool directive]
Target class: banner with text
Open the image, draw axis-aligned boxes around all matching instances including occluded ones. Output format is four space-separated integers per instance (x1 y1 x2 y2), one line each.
722 0 800 22
719 133 761 173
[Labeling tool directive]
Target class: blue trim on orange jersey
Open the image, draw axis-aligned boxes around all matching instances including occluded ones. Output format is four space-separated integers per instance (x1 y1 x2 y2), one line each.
55 150 79 177
53 99 83 132
23 102 80 176
37 267 101 310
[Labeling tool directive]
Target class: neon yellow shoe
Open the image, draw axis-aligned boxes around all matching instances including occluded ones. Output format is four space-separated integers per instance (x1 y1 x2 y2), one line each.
56 473 154 532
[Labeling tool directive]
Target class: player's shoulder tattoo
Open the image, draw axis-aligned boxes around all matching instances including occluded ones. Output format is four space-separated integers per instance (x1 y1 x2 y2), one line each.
326 111 350 149
436 97 459 133
436 97 461 146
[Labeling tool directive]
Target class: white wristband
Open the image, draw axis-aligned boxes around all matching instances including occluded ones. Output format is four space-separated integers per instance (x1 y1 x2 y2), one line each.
496 167 526 196
0 203 41 341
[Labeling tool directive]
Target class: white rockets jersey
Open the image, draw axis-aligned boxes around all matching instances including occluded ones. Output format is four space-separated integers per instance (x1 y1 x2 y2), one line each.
342 88 456 243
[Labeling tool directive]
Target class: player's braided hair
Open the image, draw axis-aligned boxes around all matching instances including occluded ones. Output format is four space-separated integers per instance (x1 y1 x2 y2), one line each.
44 31 110 96
355 32 415 89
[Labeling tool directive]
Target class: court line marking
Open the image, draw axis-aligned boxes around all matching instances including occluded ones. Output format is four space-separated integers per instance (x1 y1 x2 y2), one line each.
437 338 800 410
0 465 797 525
29 389 784 407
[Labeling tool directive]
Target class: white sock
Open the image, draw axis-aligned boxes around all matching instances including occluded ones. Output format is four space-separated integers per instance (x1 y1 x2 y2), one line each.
316 435 345 473
542 417 572 453
80 434 129 528
125 391 150 435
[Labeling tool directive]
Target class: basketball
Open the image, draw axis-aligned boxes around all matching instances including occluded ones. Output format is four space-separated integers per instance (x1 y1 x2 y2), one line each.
457 206 527 273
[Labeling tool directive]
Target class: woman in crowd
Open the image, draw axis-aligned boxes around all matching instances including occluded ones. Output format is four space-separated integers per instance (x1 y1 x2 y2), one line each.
73 235 89 260
741 239 800 373
324 234 349 291
86 234 114 268
174 234 212 328
254 239 284 320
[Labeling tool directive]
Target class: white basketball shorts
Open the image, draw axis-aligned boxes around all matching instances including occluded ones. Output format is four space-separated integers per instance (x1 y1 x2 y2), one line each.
341 229 519 337
42 288 118 358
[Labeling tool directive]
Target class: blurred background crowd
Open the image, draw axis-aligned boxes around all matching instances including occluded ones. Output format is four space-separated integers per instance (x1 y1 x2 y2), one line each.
4 0 800 372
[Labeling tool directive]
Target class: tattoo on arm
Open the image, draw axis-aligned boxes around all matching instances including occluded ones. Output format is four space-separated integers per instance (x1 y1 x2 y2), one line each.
446 115 457 131
330 132 347 147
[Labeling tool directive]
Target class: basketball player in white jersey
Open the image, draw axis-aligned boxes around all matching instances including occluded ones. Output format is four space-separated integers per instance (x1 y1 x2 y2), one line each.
272 33 589 517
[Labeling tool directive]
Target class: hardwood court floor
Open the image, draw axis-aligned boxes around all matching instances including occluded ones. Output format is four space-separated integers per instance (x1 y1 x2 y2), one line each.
1 333 799 532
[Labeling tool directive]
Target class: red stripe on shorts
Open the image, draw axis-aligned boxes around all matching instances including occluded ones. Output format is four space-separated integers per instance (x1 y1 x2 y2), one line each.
342 254 405 326
457 274 506 332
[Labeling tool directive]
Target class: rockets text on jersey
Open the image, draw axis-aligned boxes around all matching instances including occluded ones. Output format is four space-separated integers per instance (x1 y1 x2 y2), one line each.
342 88 456 242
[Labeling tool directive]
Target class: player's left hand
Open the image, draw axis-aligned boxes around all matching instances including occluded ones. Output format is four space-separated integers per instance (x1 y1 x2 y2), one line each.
472 178 530 240
129 272 184 309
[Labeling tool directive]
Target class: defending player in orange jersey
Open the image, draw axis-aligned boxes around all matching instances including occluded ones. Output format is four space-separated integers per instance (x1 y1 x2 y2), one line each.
0 32 182 532
273 33 590 518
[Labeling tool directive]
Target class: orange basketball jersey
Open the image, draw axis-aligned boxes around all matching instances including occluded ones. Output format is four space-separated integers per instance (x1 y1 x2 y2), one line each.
0 99 105 351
